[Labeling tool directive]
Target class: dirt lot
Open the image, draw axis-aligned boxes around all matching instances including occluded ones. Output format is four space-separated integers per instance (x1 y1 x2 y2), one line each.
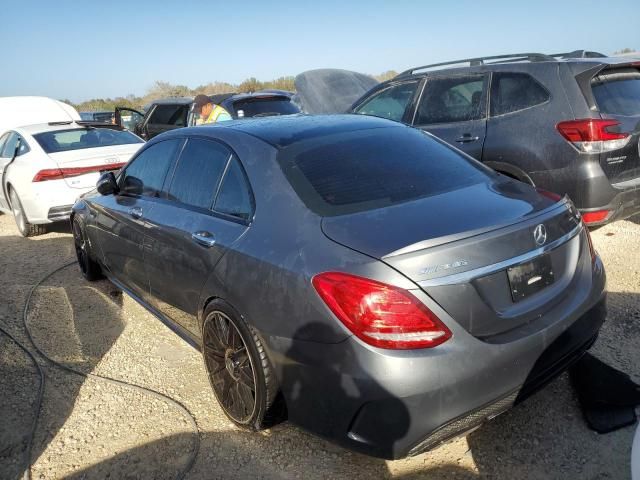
0 212 638 480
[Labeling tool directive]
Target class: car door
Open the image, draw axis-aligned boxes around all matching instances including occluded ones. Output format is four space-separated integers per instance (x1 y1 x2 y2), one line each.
144 137 253 337
90 138 182 301
115 107 146 134
144 104 190 140
412 74 489 159
0 132 29 210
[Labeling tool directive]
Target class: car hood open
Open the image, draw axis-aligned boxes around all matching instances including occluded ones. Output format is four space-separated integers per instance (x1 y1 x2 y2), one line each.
294 69 379 114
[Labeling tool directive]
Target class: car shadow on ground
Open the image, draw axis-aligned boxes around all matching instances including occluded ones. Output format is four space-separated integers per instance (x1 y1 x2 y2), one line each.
0 225 637 479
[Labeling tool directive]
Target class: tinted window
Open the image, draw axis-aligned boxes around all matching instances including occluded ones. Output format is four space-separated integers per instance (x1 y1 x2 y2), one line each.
354 82 419 122
490 73 550 116
415 75 486 124
278 126 489 216
149 104 189 126
233 97 300 118
214 157 253 220
592 69 640 116
0 133 29 158
168 139 230 209
120 139 180 197
34 128 142 153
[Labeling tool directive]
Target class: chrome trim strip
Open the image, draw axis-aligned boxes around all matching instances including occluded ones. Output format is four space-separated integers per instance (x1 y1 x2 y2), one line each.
417 223 583 287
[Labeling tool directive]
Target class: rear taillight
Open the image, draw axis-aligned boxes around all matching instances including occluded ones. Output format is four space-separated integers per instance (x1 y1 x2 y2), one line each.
556 119 630 153
32 162 126 182
581 209 611 225
312 272 452 349
583 221 597 263
535 187 563 202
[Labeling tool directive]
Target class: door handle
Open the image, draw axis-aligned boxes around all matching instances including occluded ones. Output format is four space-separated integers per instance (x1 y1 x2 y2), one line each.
191 231 216 247
455 134 480 143
128 207 143 219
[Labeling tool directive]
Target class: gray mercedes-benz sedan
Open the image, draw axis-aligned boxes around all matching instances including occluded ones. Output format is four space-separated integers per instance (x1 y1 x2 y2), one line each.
71 114 606 459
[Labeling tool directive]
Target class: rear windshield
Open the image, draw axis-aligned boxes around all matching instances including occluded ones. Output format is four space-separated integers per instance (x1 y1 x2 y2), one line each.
34 128 143 153
592 68 640 116
278 126 490 216
233 97 300 118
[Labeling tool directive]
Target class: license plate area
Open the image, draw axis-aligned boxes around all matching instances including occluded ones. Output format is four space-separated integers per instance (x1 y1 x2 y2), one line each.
507 254 555 303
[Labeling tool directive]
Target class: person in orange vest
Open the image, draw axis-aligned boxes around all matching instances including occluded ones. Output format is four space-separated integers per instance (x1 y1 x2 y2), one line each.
193 94 232 124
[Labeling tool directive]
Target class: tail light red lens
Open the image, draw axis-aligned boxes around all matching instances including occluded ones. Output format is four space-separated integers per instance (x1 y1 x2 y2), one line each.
581 209 611 224
33 163 126 182
583 221 597 263
312 272 452 349
556 119 630 153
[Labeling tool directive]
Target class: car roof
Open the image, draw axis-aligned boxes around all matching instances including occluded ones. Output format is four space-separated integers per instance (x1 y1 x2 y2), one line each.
197 114 402 149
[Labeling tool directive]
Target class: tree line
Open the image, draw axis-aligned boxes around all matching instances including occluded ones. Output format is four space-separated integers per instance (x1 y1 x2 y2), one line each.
65 71 397 112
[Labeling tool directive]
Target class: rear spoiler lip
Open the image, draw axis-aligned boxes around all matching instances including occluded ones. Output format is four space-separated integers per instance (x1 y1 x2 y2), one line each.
383 196 573 259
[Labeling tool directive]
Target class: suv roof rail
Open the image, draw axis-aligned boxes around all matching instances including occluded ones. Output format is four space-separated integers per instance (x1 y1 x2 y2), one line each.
551 50 607 59
396 53 556 78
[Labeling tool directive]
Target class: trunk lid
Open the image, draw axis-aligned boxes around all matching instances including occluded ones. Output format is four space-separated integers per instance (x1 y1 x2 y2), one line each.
591 65 640 184
322 179 584 338
294 69 379 114
47 143 141 189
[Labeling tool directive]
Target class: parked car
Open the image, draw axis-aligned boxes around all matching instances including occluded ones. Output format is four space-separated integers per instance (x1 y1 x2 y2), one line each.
0 121 143 236
72 114 606 459
296 53 640 226
80 111 115 123
115 91 300 140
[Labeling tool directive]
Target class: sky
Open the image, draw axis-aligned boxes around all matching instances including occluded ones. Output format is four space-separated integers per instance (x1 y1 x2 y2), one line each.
1 0 638 102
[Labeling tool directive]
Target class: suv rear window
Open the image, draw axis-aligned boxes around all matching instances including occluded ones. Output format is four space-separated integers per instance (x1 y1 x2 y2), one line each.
278 126 489 216
490 73 550 116
233 97 299 118
592 68 640 116
149 104 189 126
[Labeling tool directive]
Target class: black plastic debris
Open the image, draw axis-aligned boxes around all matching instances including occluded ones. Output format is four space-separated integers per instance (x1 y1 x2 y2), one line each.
570 353 640 433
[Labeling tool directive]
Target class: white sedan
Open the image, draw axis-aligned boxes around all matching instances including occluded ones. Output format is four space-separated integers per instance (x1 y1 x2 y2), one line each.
0 122 143 236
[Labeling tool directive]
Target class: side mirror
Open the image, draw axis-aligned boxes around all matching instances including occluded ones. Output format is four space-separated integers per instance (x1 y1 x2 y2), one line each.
97 172 118 195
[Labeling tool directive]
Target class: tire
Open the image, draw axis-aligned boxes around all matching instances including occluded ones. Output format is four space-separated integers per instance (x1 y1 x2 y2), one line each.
9 188 46 237
72 216 102 281
201 300 283 430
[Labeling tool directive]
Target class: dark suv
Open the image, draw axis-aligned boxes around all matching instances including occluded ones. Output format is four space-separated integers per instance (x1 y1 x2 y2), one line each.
296 53 640 226
115 91 300 141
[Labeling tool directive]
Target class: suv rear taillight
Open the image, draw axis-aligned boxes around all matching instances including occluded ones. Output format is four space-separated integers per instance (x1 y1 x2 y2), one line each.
557 119 630 153
312 272 452 349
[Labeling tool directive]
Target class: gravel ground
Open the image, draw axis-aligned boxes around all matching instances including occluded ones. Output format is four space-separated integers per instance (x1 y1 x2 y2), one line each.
0 212 638 479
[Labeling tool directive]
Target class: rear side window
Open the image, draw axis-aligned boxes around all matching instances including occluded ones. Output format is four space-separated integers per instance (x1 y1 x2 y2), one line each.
0 132 29 158
278 126 489 216
148 104 189 126
233 97 299 118
213 157 253 220
354 81 419 122
592 68 640 116
121 139 180 197
490 73 550 116
415 75 486 125
168 138 230 210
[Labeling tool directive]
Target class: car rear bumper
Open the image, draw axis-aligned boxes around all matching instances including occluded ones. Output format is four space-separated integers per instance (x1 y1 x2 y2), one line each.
22 181 91 224
266 259 606 459
580 176 640 226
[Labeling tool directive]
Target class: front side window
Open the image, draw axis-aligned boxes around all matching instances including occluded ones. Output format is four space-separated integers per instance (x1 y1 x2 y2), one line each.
34 128 142 153
354 81 419 122
490 72 550 116
213 157 253 220
120 139 180 197
148 104 189 126
167 138 230 210
415 75 486 125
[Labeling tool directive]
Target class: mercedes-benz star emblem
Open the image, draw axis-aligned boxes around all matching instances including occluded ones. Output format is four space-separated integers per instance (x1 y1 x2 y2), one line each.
533 224 547 246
